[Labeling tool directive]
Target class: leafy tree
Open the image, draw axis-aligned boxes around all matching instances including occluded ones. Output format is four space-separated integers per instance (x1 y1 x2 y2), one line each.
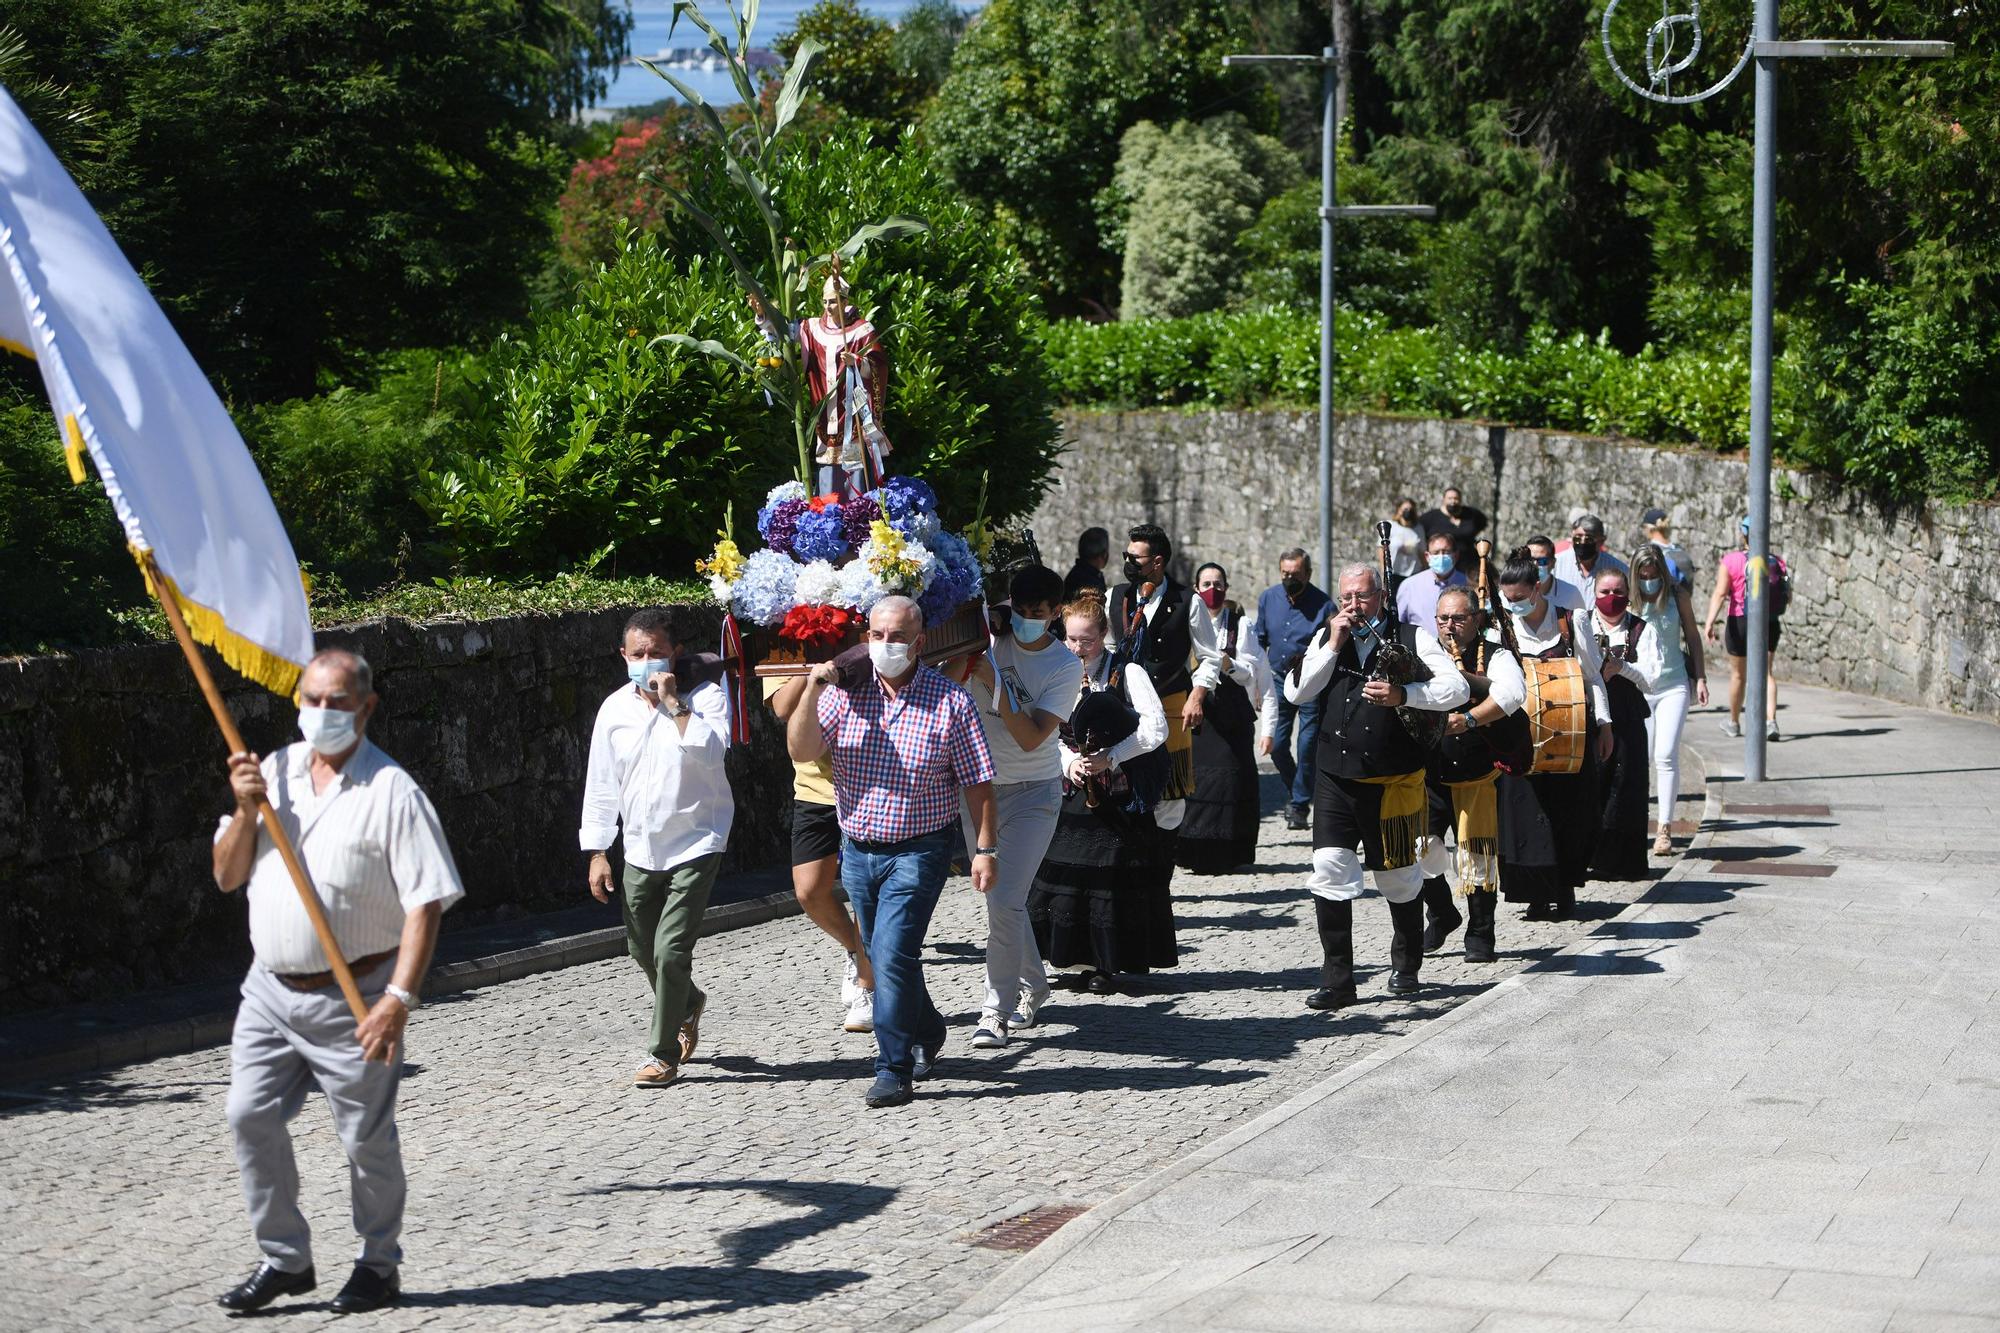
1103 116 1300 319
775 0 924 132
3 0 631 402
1236 139 1428 324
891 0 972 95
924 0 1267 311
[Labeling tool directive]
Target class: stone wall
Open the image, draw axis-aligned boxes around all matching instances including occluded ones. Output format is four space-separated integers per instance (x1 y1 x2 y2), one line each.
0 607 794 1013
1036 409 2000 718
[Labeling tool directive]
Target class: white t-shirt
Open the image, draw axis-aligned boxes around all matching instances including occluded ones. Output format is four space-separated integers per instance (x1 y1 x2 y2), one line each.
975 634 1085 786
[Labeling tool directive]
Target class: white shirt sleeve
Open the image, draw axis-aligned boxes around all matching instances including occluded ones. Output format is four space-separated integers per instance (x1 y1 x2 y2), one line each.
1188 600 1224 691
1486 649 1527 716
1236 623 1281 736
385 777 467 913
1573 614 1614 721
1404 628 1471 711
578 697 622 853
1109 664 1169 767
1221 615 1258 691
1283 624 1336 705
686 680 732 750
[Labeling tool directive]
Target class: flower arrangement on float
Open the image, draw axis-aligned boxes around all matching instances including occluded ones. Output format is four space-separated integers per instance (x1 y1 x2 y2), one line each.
696 474 990 674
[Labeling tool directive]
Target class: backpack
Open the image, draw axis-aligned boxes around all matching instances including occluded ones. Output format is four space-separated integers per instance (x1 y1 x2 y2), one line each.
1768 557 1791 619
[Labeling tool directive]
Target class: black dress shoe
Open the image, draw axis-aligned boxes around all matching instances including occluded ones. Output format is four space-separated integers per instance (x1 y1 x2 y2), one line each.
1084 970 1118 995
1304 987 1358 1011
1521 901 1552 921
329 1264 400 1315
1387 971 1422 995
218 1261 316 1311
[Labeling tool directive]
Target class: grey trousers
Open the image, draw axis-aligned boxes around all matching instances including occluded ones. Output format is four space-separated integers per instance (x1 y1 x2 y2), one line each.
227 955 404 1275
963 778 1063 1014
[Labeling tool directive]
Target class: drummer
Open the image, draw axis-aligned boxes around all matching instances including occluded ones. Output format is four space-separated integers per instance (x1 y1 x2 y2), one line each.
1494 550 1612 921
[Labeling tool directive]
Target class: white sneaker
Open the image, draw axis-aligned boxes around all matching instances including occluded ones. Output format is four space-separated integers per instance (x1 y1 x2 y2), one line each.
841 953 862 1006
1765 719 1780 741
1719 720 1742 738
970 1009 1009 1048
844 990 874 1034
1010 987 1051 1029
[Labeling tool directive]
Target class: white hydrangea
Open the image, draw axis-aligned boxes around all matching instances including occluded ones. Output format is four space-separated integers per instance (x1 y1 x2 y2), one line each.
792 559 844 607
837 558 886 612
763 479 808 508
707 573 733 605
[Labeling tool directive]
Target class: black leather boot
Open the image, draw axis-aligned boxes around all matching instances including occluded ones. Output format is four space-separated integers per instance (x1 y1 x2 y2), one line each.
1421 876 1463 953
1464 891 1497 962
1306 897 1357 1009
1387 896 1425 993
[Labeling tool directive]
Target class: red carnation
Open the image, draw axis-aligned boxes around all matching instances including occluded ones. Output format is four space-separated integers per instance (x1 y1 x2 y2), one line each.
780 604 856 646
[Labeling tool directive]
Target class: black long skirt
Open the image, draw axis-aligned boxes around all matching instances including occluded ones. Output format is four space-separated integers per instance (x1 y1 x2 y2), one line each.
1590 676 1654 881
1498 763 1598 904
1028 787 1179 975
1175 676 1261 874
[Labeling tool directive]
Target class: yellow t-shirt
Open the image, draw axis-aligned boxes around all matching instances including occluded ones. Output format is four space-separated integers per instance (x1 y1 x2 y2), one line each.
763 676 836 806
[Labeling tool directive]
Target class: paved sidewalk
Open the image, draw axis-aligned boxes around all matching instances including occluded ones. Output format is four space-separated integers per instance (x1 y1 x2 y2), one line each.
941 683 2000 1332
0 769 1659 1330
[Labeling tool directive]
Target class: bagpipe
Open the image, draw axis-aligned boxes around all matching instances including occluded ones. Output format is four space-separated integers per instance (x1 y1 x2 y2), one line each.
1060 666 1170 816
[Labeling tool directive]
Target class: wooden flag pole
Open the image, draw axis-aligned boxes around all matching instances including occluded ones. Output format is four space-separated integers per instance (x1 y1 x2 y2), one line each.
144 554 369 1024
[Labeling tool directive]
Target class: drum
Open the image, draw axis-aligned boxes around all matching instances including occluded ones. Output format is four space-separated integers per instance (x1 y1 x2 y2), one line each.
1523 657 1588 775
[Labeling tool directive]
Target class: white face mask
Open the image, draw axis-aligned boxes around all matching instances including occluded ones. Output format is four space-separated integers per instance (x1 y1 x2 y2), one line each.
869 640 915 678
298 705 359 757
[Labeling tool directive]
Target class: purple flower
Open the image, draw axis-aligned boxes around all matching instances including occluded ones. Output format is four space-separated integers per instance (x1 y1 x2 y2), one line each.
839 494 882 549
760 498 807 555
792 507 850 563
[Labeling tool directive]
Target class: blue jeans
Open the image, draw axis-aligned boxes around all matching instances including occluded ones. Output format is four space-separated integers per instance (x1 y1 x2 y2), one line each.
842 826 955 1082
1270 693 1324 811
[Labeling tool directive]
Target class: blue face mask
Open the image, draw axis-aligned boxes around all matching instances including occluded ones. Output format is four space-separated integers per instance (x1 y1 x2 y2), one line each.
627 657 671 690
1639 577 1662 596
1429 554 1455 577
1014 615 1049 646
1503 597 1536 617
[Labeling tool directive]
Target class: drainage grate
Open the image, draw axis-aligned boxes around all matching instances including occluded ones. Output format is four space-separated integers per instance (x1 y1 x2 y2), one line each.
968 1204 1088 1251
1713 859 1836 877
1724 804 1832 817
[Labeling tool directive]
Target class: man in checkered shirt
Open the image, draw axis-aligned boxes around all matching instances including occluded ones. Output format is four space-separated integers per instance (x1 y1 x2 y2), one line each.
788 595 999 1109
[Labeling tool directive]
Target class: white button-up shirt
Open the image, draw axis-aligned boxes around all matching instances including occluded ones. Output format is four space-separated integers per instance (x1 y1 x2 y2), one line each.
578 679 734 874
1284 621 1471 712
216 739 465 974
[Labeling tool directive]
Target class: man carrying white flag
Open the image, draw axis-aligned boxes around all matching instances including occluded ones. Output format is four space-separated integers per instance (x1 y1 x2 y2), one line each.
0 89 463 1316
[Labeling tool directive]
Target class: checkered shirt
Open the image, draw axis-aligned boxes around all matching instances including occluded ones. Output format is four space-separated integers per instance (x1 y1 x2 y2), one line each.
816 664 996 842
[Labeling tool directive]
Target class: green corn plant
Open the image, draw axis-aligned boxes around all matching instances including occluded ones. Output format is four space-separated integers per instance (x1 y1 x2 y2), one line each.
642 0 929 485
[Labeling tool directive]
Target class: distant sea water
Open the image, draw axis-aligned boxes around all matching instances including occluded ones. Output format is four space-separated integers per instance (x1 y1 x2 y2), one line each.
591 0 983 113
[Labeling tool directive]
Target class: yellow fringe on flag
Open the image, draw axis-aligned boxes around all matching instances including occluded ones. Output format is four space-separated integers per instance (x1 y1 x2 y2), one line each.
1358 768 1427 870
61 412 86 484
0 334 34 360
133 546 305 697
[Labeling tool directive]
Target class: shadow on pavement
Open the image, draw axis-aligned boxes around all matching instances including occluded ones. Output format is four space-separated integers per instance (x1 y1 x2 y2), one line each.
409 1178 890 1317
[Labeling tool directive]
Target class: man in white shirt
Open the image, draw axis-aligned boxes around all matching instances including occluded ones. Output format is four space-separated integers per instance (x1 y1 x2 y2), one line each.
212 649 465 1316
579 608 734 1089
1554 513 1628 609
957 564 1084 1048
1283 565 1468 1009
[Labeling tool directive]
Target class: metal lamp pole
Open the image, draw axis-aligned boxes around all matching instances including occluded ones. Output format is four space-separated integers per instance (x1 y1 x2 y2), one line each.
1600 2 1949 781
1223 47 1433 584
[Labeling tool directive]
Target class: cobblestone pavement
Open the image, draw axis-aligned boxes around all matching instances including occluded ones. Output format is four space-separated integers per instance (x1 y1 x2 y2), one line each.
0 775 1664 1332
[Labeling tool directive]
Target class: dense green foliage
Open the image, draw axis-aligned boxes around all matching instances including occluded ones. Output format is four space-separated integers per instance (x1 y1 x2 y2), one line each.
1044 308 1786 455
7 0 631 400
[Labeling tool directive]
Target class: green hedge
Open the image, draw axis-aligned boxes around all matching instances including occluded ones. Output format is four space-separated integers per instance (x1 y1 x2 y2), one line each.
1042 308 1786 453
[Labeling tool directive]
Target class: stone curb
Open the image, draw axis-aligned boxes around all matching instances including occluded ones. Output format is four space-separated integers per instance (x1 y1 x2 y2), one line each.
930 751 1726 1331
1 889 802 1087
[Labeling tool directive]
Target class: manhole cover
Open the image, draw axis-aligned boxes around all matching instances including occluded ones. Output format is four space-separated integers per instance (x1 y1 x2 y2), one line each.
1724 804 1831 817
1713 860 1835 877
968 1204 1088 1251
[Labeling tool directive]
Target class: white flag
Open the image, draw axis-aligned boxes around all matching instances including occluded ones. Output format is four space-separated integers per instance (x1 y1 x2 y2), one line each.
0 88 313 694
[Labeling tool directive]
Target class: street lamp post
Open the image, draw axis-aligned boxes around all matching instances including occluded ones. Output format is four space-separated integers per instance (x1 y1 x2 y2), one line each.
1600 0 1948 782
1222 48 1432 585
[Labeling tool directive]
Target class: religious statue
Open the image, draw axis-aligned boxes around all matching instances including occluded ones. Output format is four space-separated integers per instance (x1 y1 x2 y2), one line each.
796 270 891 500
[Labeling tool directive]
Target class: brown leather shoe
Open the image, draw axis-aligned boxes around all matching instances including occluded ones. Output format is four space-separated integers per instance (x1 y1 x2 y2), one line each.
678 996 706 1064
633 1059 677 1087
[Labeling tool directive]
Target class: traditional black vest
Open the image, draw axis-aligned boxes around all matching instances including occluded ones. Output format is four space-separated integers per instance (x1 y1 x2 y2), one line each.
1431 642 1532 783
1113 579 1197 698
1316 618 1433 780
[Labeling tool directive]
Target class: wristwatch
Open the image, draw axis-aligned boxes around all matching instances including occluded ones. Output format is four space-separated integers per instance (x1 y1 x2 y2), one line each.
385 983 420 1012
975 846 999 858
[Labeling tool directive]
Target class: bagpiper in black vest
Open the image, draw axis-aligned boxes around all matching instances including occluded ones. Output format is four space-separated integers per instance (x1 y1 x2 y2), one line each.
1432 640 1533 783
1112 579 1197 698
1316 617 1434 780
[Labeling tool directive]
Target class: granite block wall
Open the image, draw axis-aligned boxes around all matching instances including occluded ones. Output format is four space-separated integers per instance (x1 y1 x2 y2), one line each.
1035 409 1999 718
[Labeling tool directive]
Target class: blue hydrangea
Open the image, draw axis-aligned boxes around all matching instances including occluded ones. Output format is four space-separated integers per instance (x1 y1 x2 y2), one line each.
731 548 799 626
872 475 937 522
791 506 849 563
918 528 983 624
891 509 942 545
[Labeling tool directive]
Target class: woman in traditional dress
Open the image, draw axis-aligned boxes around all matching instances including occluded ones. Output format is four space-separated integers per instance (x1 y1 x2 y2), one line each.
1175 563 1272 874
1026 591 1178 995
1628 542 1707 857
1581 566 1656 882
1495 552 1614 920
